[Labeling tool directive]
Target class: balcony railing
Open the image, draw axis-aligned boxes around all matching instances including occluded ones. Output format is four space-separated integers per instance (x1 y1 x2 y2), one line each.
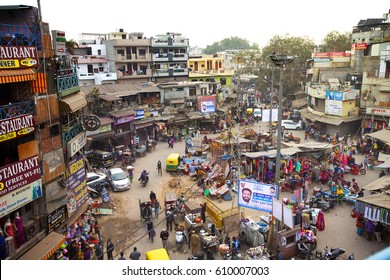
56 68 80 97
0 100 36 120
62 119 84 144
0 23 42 50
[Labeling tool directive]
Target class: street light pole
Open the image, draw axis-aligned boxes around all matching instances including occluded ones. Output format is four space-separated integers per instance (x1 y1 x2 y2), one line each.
268 53 297 187
269 64 274 134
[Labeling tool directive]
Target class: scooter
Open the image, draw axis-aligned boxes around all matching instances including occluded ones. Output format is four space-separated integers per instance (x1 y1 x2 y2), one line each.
322 246 345 260
297 241 314 260
307 195 330 211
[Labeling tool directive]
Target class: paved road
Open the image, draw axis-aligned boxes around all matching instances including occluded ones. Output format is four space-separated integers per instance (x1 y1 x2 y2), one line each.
98 122 388 260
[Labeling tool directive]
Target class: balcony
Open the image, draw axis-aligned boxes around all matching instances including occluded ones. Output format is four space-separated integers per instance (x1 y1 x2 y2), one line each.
56 68 80 97
116 53 151 62
62 119 84 144
0 100 36 120
0 23 41 50
117 69 152 79
151 38 189 47
153 68 189 77
78 72 117 85
152 53 188 62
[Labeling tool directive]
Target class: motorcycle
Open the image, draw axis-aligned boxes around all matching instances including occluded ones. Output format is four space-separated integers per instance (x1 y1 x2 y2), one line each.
297 241 314 260
189 253 205 260
350 163 366 175
307 195 330 211
322 246 345 260
139 171 149 187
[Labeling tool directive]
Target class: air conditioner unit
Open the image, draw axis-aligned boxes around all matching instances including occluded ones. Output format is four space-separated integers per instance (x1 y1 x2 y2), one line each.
187 102 193 106
117 128 122 134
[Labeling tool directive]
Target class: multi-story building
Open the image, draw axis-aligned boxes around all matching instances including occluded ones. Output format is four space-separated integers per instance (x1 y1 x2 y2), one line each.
151 32 189 83
0 5 68 260
74 33 117 86
188 54 235 101
350 11 390 134
0 5 92 260
302 51 362 136
104 30 152 83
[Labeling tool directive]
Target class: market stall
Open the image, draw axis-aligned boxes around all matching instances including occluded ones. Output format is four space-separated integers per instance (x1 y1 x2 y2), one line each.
238 218 265 247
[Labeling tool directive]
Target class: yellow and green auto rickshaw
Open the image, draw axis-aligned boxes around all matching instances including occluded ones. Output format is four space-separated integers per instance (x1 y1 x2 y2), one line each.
166 153 181 172
145 248 170 260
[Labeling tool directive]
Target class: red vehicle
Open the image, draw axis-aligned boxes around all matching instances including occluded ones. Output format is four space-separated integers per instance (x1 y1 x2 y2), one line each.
350 164 366 175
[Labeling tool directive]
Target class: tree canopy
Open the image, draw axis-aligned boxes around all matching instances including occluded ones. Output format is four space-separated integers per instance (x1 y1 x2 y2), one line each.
319 31 351 52
203 36 258 54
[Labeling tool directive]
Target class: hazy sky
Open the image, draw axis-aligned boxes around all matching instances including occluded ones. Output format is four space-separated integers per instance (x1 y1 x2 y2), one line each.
8 0 390 48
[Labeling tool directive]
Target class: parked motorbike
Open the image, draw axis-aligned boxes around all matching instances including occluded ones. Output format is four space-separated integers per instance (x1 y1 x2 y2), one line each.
322 246 345 260
189 253 205 260
297 241 314 260
316 192 337 209
307 195 330 211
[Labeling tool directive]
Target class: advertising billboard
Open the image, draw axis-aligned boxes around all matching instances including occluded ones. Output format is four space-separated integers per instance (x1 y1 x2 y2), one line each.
197 96 216 113
65 155 88 217
325 91 343 116
238 180 278 212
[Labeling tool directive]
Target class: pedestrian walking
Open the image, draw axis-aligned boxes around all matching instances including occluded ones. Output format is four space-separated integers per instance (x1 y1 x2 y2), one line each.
128 168 134 183
374 222 384 243
94 221 102 242
365 219 375 241
160 228 169 250
95 241 103 260
200 202 206 223
154 199 161 218
166 209 174 231
106 238 114 260
146 219 155 243
157 160 162 175
190 232 200 255
118 252 126 260
150 191 157 205
363 155 369 170
129 247 141 260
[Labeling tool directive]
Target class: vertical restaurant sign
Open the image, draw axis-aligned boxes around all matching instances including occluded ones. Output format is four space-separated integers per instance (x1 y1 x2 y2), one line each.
238 179 278 212
0 113 35 143
0 179 42 218
0 155 41 197
51 30 66 56
65 154 87 217
47 205 67 234
0 46 38 69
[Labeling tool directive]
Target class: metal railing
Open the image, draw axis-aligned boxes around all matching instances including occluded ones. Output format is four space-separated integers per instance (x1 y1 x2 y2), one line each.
0 100 36 120
62 119 84 144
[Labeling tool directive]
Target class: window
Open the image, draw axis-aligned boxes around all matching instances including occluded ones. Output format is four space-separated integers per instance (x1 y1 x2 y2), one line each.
139 49 146 56
117 49 125 55
98 50 102 55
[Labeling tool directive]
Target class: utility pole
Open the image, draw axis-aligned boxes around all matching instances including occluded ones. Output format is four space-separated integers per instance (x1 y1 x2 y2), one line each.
269 64 275 134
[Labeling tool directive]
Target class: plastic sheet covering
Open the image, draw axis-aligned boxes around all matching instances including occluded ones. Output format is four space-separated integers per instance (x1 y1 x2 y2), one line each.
239 218 264 247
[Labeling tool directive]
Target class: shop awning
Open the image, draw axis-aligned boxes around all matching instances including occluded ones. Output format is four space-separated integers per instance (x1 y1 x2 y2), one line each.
86 130 115 140
362 175 390 191
299 108 360 126
243 147 302 159
292 98 307 109
356 193 390 209
0 68 36 84
59 92 87 114
19 231 66 260
367 129 390 145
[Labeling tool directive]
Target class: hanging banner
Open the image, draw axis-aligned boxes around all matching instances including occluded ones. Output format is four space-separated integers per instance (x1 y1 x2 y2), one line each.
238 180 278 212
65 155 87 217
